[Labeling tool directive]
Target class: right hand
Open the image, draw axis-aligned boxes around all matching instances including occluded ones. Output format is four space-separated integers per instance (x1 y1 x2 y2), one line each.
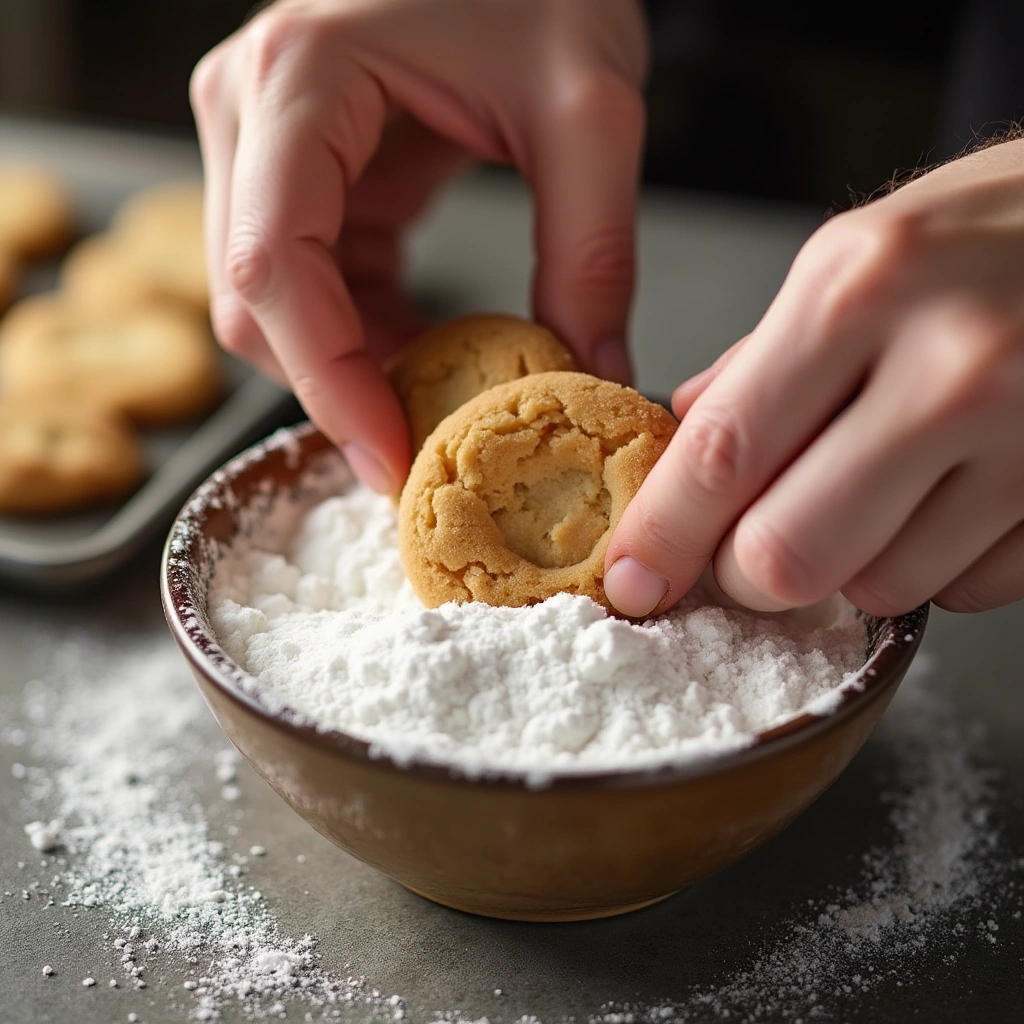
191 0 648 493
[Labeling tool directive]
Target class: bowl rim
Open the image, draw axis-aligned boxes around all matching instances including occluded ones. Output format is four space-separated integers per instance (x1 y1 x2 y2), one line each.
161 421 929 792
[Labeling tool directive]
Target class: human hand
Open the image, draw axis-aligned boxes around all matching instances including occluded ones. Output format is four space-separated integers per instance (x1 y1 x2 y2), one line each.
606 138 1024 618
191 0 648 493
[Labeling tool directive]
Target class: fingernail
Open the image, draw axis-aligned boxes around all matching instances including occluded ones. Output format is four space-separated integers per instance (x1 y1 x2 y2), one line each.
604 556 669 618
593 337 633 386
342 442 394 495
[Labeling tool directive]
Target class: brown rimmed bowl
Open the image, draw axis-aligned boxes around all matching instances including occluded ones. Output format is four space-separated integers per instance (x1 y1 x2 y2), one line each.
161 422 928 922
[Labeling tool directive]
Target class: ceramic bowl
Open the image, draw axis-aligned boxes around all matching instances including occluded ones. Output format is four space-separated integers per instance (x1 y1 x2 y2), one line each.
161 423 928 922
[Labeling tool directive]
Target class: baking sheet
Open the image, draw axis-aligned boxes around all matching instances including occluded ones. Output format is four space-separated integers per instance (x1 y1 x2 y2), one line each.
0 116 298 589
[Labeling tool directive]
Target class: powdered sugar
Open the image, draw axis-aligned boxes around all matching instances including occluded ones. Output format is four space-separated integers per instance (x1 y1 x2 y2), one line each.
589 654 1020 1022
7 630 394 1020
210 486 868 780
3 625 1018 1021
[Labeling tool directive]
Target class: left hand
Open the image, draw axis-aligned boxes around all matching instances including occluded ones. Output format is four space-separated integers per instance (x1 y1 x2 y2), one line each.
605 137 1024 618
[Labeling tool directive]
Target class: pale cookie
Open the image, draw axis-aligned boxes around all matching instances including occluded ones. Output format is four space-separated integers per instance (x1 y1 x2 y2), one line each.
62 181 207 313
399 371 677 612
0 164 75 259
0 295 222 425
387 313 578 451
0 399 143 514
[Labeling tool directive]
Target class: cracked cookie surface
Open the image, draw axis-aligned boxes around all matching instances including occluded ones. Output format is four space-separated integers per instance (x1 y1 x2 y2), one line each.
0 399 143 514
399 371 677 611
387 313 577 452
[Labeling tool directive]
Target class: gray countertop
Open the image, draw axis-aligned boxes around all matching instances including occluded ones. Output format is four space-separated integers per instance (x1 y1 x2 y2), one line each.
0 121 1021 1023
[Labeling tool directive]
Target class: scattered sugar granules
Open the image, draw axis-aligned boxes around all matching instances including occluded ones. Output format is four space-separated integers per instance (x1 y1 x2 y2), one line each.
3 629 1019 1021
7 632 389 1021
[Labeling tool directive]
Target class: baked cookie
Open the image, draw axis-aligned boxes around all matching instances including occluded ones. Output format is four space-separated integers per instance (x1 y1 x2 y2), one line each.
112 180 204 241
0 399 143 514
61 227 208 315
0 295 222 425
399 371 677 612
62 181 208 314
387 314 578 451
0 164 75 259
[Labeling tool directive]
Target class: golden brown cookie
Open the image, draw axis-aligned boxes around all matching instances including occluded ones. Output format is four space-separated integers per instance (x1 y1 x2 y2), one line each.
0 295 222 425
62 181 207 314
0 399 143 515
399 371 677 612
387 314 578 452
0 164 75 259
112 180 204 241
61 228 208 315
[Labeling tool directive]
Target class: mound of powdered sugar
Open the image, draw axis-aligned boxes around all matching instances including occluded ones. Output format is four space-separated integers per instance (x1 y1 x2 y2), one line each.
209 487 868 778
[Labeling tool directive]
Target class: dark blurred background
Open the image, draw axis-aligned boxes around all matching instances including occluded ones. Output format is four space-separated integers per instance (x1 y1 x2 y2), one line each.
1 0 1022 210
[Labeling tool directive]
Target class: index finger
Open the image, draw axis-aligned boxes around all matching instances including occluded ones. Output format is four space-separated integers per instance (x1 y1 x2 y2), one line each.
225 61 410 493
603 302 878 616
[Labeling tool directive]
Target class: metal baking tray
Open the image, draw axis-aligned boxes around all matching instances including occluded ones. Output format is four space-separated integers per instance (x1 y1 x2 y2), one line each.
0 117 299 590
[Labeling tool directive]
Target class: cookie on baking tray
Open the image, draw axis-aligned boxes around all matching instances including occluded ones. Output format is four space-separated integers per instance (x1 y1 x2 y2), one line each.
387 313 578 452
0 295 222 426
0 398 143 515
112 180 204 241
59 231 205 315
111 181 207 310
0 164 75 260
398 371 677 613
61 180 207 314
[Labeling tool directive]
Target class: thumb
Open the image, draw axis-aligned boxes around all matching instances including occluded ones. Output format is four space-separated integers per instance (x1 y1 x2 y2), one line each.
526 72 645 384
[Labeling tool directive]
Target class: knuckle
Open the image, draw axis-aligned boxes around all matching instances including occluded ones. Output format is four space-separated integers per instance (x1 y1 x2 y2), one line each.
733 516 817 606
678 406 745 501
189 49 226 112
245 9 306 84
918 314 1022 423
800 211 926 335
630 489 701 569
552 64 644 132
571 224 636 295
225 224 275 302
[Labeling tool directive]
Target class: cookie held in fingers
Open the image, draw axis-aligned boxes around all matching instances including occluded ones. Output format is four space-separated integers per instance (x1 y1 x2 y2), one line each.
398 371 677 612
0 295 222 426
0 164 75 259
0 400 143 514
387 313 578 452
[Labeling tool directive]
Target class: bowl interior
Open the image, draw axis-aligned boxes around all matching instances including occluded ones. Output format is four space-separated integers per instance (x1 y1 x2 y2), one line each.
161 422 929 790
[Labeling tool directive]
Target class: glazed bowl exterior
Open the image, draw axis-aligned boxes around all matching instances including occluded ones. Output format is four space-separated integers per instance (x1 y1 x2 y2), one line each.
161 423 928 922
